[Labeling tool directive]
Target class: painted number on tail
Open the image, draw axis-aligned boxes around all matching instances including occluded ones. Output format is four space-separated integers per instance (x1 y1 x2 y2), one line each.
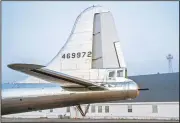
62 51 92 59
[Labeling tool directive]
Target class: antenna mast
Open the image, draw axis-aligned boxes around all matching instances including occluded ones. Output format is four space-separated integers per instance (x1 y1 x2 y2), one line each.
166 54 173 73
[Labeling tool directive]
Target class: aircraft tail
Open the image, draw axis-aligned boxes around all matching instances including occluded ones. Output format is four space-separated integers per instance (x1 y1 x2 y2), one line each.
46 6 126 71
19 6 127 83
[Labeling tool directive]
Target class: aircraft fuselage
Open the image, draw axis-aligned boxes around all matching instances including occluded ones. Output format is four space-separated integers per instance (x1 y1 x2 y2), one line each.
2 81 139 115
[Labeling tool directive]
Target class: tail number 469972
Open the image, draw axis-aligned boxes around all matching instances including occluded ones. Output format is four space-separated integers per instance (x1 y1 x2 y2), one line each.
62 51 92 59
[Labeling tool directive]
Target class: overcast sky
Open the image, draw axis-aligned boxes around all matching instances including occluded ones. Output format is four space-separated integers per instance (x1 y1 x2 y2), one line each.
2 1 179 83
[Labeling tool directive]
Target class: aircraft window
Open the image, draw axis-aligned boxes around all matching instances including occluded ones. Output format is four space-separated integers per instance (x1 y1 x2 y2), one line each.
152 105 158 113
98 106 102 113
128 105 132 113
66 107 70 112
105 106 109 113
117 70 123 77
91 105 95 113
109 71 115 77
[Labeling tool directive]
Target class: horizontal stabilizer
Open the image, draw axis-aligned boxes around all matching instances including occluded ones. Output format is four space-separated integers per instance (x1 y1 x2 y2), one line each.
8 64 107 91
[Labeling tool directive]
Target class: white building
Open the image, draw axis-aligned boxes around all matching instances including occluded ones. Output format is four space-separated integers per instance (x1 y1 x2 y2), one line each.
4 72 179 120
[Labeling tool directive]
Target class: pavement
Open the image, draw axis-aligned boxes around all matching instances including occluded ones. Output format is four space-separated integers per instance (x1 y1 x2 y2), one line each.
2 118 179 122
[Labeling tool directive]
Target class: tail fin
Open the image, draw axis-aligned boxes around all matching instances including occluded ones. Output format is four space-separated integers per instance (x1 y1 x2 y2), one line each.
19 6 127 83
46 6 126 71
46 6 107 71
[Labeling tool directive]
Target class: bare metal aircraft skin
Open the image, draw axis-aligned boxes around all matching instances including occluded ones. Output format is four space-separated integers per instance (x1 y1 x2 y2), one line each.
2 64 140 115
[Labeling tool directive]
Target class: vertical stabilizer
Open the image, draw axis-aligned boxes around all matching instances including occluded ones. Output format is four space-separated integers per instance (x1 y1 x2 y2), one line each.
19 6 127 83
46 6 109 72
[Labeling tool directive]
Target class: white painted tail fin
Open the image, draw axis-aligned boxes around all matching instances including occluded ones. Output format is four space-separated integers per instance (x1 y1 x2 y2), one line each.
46 6 108 72
46 6 126 72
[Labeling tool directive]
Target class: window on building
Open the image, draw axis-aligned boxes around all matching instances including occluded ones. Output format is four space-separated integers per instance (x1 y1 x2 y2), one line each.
98 106 102 113
50 109 53 112
152 105 158 113
128 105 132 113
109 71 115 78
91 105 95 113
105 106 109 113
67 107 70 112
117 70 123 77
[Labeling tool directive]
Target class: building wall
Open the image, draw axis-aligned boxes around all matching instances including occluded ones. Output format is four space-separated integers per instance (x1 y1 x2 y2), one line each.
2 108 67 118
70 102 179 120
3 102 179 120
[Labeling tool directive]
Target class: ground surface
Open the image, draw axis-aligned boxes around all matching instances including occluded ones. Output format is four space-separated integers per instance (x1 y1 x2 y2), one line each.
2 118 179 122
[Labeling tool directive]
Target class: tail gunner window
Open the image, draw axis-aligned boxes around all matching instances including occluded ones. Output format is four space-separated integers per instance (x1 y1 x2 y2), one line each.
117 70 123 77
109 71 115 77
